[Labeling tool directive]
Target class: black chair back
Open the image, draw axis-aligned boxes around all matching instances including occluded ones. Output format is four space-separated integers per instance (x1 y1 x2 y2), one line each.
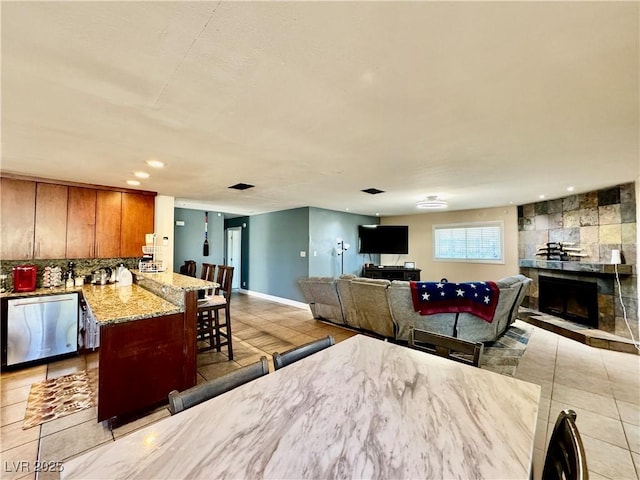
179 260 197 277
408 327 484 367
273 335 335 370
168 357 269 415
542 409 588 480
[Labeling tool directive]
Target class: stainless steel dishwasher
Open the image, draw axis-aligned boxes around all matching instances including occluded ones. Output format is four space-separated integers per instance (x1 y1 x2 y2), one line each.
5 293 78 367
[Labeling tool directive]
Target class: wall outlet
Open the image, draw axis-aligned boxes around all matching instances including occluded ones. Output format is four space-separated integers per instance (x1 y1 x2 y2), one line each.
300 251 307 257
176 221 185 226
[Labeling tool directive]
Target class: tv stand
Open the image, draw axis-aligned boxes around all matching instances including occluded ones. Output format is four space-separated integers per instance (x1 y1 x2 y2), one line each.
362 266 421 281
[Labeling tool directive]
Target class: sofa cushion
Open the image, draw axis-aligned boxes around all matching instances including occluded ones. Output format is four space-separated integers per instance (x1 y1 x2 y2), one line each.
348 278 395 338
297 277 345 325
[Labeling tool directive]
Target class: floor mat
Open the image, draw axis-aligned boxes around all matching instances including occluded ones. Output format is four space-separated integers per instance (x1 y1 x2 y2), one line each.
23 371 95 430
480 323 533 377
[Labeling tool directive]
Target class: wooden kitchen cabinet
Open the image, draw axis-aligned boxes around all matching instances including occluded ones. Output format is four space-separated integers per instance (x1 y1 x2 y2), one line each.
121 193 155 258
1 174 155 261
98 311 190 422
66 187 97 258
0 178 36 260
95 190 122 258
34 183 68 259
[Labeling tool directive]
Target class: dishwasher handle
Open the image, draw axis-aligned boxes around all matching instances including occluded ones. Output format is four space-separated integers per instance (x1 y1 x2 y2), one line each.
11 297 76 307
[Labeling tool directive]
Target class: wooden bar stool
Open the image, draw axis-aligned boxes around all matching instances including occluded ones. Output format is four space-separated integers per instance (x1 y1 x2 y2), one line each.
196 265 234 359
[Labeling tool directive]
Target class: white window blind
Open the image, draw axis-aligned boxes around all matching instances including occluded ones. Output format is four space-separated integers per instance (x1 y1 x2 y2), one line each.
433 222 504 263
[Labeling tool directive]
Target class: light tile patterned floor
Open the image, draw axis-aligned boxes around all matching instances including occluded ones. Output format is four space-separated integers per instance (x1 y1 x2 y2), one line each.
1 293 638 480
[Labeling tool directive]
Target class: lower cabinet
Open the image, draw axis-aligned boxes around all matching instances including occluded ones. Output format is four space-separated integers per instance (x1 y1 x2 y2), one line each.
97 311 195 422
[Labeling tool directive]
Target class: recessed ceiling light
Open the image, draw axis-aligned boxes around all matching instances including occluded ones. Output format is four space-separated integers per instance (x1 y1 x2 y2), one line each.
133 171 150 179
127 180 141 186
567 186 575 192
539 194 546 199
146 159 165 168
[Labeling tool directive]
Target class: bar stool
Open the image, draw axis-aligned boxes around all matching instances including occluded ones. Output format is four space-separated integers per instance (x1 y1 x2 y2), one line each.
196 265 234 359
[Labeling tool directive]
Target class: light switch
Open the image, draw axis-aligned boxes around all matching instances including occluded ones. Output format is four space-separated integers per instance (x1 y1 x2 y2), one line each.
300 251 307 257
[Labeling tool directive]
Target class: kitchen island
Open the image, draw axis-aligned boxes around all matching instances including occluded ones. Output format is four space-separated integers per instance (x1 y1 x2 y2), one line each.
84 273 216 423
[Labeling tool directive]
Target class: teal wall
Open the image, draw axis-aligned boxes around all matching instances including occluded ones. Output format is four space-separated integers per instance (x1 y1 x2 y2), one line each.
308 207 379 277
173 208 225 275
173 206 379 303
248 208 310 301
225 216 250 289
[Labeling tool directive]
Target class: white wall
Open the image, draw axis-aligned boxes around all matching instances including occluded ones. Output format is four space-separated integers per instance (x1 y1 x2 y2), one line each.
381 206 519 282
154 195 175 274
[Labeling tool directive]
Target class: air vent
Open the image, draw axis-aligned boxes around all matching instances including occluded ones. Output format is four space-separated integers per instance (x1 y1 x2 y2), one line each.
228 183 255 190
361 188 385 195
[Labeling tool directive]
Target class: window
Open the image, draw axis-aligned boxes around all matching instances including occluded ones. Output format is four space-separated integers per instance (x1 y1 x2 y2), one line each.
433 221 504 263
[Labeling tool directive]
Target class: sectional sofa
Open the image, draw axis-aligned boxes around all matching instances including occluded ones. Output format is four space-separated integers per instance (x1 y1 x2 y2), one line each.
298 274 532 343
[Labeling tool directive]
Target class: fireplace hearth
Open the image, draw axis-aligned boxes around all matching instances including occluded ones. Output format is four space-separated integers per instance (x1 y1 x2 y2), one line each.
539 275 599 328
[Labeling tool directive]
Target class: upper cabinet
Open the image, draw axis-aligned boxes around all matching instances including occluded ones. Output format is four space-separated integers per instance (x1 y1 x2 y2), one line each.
0 178 36 260
95 190 122 258
0 175 155 261
66 187 97 259
34 183 68 259
121 193 155 258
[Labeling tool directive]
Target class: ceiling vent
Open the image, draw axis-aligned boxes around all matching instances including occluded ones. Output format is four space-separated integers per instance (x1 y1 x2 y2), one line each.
361 188 385 195
228 183 255 190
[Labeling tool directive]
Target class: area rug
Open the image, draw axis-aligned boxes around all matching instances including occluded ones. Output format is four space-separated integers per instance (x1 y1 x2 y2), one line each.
23 371 95 430
480 322 533 377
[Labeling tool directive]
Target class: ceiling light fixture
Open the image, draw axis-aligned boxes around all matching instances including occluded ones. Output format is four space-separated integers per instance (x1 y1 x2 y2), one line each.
126 180 141 186
146 160 165 168
416 195 448 209
133 171 150 178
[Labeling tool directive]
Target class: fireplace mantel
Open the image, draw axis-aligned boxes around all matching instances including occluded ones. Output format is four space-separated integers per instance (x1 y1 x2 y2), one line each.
519 259 635 276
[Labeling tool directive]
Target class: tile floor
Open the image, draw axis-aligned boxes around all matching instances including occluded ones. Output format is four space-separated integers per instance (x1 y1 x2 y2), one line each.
1 293 639 480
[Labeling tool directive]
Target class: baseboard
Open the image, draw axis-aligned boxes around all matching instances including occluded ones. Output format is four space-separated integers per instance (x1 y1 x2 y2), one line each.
238 289 310 310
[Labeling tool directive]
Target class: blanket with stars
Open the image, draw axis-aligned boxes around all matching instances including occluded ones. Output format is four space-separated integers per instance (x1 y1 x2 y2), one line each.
409 281 500 323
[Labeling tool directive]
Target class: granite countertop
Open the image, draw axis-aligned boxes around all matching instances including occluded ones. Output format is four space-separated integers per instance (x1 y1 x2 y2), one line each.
81 284 182 325
0 285 83 299
62 335 540 479
131 270 216 291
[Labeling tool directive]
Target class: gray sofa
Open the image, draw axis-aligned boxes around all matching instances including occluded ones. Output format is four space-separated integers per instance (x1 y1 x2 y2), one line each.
297 276 345 325
298 274 532 343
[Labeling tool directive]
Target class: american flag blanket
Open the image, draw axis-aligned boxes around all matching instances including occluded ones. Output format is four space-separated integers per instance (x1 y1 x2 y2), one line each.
409 281 500 323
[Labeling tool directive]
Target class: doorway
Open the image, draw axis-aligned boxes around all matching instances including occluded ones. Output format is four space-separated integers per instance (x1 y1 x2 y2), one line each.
226 227 242 289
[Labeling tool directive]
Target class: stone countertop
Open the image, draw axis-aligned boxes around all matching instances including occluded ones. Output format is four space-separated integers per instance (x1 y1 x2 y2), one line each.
131 270 216 291
61 335 540 480
0 285 83 299
81 284 182 326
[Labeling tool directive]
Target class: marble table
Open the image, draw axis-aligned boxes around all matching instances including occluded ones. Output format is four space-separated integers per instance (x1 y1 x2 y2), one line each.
62 335 541 479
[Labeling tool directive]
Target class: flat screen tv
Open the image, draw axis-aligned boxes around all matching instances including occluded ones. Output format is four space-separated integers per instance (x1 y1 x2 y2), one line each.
358 225 409 254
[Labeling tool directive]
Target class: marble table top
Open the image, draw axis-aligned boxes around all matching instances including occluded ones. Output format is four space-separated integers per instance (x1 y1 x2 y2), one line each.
62 334 540 479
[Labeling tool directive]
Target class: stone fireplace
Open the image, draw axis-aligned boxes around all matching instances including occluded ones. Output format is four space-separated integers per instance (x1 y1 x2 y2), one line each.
538 274 598 327
518 182 638 341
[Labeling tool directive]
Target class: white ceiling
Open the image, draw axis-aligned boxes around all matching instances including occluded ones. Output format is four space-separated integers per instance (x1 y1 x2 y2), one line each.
1 1 638 217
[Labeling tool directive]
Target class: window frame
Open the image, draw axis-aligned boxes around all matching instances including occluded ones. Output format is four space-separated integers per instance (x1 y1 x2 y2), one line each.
432 220 505 264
